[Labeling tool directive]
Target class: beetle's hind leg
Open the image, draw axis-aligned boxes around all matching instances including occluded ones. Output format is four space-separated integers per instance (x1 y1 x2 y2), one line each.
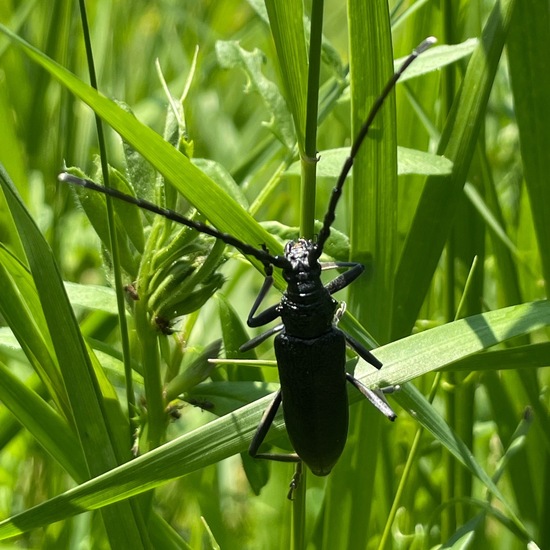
249 390 300 463
346 373 397 420
249 389 304 499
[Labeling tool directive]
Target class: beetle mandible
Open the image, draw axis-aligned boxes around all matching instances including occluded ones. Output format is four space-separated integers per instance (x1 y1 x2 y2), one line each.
60 36 435 492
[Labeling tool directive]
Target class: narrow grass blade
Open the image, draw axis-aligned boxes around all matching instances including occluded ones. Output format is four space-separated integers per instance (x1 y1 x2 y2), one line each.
0 23 285 275
264 0 307 149
0 164 148 547
392 0 519 339
508 3 550 286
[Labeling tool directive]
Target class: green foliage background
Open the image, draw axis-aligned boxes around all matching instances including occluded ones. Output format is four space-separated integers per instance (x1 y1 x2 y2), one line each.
0 0 549 549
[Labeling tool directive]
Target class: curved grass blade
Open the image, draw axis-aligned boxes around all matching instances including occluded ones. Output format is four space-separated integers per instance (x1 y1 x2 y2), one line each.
0 300 546 539
0 164 148 547
0 23 285 273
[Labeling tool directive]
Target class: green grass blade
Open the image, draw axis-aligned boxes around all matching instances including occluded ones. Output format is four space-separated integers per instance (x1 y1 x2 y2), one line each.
0 360 86 480
0 245 69 413
264 0 307 150
496 4 550 529
392 0 518 339
0 300 546 538
0 164 149 547
394 383 530 541
508 3 550 286
337 2 397 547
0 22 285 273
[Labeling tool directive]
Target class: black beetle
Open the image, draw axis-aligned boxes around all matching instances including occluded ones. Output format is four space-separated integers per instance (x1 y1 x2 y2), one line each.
60 36 435 494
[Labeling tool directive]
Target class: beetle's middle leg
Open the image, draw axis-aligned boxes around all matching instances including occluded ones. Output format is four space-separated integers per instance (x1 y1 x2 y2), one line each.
322 262 386 369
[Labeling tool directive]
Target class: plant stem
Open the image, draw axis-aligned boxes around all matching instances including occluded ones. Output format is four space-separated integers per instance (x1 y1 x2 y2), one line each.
78 0 136 438
301 0 324 239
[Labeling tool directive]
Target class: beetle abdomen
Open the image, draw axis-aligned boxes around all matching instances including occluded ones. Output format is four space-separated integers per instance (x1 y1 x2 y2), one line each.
274 328 348 476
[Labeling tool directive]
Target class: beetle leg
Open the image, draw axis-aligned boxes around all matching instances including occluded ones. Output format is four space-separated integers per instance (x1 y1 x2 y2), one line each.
346 373 397 420
241 254 282 350
246 269 281 328
249 390 303 500
323 261 364 295
287 462 303 500
249 389 301 462
249 390 282 458
240 323 284 352
326 263 382 370
320 260 360 271
343 332 383 370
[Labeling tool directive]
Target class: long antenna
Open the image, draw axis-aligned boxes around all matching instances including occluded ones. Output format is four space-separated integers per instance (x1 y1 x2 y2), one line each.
61 38 435 271
58 173 289 269
314 36 436 256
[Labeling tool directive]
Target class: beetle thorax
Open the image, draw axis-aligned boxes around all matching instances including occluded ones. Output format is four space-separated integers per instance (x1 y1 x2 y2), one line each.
278 238 338 338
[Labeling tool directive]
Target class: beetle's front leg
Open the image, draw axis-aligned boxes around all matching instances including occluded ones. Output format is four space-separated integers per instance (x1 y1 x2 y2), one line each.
239 253 283 352
245 250 281 328
245 273 280 328
239 271 282 351
323 261 365 295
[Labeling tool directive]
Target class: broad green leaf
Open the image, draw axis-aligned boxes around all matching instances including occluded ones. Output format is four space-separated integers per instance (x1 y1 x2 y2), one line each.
286 147 453 177
215 41 295 150
64 282 119 315
394 38 478 82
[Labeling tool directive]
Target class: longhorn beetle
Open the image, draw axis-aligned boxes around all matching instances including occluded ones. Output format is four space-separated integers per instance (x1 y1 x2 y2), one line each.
60 37 435 493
